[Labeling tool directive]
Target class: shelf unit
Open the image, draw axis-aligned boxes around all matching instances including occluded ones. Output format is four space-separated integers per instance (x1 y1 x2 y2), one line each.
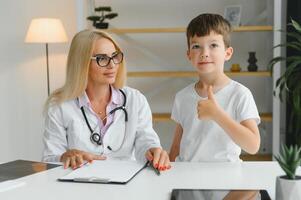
107 26 273 34
111 25 274 161
127 70 273 122
78 0 284 162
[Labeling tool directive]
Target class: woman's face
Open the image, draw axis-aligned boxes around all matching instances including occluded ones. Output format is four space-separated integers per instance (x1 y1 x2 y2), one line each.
88 37 121 86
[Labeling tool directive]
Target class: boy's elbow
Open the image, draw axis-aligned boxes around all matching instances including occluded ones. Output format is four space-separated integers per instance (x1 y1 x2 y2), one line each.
248 147 259 155
247 139 261 155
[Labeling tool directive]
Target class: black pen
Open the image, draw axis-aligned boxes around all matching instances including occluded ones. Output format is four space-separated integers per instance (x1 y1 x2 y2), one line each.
147 161 161 176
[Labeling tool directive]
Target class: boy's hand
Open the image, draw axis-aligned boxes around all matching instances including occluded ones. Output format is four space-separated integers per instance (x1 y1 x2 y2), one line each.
197 85 221 120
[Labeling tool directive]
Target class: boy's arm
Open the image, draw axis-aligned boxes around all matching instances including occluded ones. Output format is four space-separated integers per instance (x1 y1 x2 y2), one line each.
169 123 183 161
198 86 260 154
214 110 260 154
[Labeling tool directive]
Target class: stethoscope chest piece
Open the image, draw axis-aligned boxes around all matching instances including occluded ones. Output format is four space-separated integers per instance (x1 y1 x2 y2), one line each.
91 132 102 145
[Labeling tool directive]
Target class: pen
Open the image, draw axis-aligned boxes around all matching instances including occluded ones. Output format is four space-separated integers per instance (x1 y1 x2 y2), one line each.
147 161 161 176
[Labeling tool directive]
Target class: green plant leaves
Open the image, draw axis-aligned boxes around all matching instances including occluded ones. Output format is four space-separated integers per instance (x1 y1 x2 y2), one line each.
293 90 301 113
95 6 111 12
274 145 301 179
287 31 301 44
291 19 301 33
268 19 301 145
87 16 101 21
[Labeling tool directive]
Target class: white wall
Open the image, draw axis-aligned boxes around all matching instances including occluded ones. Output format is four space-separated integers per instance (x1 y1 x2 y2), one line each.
0 0 278 162
0 0 77 162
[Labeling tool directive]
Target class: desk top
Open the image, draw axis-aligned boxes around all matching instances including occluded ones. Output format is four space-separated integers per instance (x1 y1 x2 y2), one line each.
0 161 293 200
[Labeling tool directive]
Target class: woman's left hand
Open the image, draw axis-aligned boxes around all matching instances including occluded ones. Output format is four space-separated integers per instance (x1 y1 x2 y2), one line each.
145 147 171 171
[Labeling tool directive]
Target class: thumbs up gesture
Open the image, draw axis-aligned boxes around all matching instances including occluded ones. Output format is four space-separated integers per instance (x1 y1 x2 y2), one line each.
197 85 220 120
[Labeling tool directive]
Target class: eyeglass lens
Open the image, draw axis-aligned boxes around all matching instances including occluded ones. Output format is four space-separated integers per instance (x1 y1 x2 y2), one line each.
96 52 123 67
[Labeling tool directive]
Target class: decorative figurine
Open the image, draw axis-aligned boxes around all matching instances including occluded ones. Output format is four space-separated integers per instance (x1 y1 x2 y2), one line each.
87 6 118 29
230 63 241 72
247 51 258 72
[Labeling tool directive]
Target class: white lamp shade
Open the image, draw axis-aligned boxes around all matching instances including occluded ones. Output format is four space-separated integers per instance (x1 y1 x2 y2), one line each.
25 18 68 43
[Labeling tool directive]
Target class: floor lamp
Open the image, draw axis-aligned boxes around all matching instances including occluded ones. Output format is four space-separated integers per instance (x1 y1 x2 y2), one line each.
25 18 68 96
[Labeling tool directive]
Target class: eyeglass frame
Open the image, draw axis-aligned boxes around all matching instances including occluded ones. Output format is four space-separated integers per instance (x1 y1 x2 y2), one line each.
90 52 124 67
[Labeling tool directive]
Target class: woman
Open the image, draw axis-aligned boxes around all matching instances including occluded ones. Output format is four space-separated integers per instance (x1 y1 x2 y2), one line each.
43 29 170 171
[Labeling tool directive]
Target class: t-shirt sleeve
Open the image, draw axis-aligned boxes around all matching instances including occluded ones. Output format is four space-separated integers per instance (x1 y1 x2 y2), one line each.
236 88 261 125
171 93 181 124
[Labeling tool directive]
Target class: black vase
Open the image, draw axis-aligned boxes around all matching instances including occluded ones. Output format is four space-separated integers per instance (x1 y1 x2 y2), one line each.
247 52 258 72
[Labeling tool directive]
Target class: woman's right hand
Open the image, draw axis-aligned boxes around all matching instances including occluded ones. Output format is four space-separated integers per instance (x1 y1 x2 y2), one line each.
60 149 106 169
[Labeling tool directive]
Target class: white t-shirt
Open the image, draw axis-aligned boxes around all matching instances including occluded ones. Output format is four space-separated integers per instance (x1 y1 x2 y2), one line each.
171 80 260 162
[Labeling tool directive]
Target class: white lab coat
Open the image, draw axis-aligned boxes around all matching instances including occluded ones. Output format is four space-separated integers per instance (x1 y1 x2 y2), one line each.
42 87 161 162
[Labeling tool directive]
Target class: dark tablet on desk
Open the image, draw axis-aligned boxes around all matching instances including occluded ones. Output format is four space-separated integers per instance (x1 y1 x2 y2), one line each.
0 159 60 182
171 189 271 200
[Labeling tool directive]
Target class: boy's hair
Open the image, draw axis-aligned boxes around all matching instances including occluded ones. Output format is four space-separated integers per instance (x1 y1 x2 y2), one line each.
186 13 232 48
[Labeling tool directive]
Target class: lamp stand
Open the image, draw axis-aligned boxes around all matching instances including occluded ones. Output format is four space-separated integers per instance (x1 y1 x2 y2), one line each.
45 43 50 96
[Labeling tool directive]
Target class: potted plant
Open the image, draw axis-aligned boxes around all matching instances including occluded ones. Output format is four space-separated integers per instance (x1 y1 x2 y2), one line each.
274 145 301 200
87 6 118 29
268 19 301 146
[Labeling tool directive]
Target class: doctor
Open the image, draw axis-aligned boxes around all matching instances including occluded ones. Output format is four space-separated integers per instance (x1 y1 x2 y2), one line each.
42 29 171 171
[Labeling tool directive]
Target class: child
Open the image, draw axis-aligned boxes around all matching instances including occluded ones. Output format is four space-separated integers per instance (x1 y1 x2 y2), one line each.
169 13 260 162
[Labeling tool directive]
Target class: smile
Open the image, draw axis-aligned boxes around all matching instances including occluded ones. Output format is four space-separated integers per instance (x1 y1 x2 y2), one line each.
198 62 213 65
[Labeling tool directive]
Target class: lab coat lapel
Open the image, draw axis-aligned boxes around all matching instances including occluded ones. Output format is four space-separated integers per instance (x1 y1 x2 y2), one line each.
103 109 126 150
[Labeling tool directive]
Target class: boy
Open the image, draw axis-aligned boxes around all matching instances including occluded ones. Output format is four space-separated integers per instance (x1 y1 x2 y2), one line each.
169 13 260 162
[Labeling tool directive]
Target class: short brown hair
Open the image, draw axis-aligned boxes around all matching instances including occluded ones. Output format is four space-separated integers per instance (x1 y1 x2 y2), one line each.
186 13 232 48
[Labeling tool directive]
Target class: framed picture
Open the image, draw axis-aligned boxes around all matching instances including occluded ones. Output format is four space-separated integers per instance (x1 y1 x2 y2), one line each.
224 5 241 27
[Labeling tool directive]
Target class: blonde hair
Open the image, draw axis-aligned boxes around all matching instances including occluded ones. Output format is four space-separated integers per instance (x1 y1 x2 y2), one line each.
44 29 127 110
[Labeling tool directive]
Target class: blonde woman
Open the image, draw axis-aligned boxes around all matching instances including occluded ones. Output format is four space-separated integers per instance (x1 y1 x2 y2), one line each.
43 30 170 171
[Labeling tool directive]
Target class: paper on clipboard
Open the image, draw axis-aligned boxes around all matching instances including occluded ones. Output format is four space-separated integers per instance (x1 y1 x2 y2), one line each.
59 160 147 184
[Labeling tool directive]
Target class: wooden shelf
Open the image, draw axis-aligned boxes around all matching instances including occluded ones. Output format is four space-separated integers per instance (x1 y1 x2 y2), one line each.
128 71 271 78
107 26 273 34
260 113 273 122
153 113 171 122
234 26 273 32
240 154 272 161
153 113 272 122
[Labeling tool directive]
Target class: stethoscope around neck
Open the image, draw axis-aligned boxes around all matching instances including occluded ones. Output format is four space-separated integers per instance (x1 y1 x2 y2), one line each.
79 89 128 152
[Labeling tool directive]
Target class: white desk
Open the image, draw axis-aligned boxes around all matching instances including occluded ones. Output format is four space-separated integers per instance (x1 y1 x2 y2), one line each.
0 161 291 200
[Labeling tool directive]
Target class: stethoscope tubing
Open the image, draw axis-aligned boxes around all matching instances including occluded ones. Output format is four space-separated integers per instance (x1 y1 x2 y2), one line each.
79 89 128 151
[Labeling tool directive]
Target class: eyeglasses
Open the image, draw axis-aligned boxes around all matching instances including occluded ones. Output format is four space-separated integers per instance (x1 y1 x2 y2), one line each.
91 52 123 67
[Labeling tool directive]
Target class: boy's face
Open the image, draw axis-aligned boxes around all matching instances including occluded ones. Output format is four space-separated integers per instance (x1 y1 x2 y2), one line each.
187 31 233 76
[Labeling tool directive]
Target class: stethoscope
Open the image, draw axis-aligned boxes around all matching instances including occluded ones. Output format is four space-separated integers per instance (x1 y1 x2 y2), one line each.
80 89 128 152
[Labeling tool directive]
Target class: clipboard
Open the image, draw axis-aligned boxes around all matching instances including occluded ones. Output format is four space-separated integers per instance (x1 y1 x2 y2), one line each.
58 160 148 184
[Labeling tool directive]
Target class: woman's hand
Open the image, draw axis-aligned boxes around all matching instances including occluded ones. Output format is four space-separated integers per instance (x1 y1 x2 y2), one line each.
145 147 171 171
60 149 106 169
